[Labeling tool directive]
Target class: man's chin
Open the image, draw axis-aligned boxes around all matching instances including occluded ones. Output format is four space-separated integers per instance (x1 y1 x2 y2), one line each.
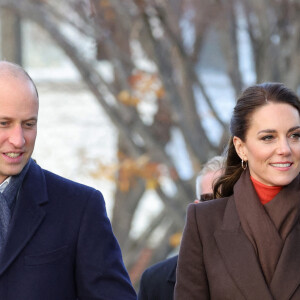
3 165 26 177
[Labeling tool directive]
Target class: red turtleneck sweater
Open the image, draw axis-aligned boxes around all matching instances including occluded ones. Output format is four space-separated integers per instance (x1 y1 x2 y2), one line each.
250 176 282 205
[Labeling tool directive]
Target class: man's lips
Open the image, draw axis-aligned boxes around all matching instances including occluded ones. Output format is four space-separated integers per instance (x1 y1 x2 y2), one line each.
3 152 23 158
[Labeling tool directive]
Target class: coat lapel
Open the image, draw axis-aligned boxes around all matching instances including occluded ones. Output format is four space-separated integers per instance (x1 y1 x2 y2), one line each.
270 222 300 299
0 160 48 275
214 197 273 300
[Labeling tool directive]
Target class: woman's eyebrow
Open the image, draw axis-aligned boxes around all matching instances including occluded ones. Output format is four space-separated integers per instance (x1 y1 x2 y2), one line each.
257 129 276 135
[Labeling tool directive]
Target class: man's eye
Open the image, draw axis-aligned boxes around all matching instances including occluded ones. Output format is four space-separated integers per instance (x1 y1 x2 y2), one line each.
291 133 300 139
25 122 36 128
0 121 8 126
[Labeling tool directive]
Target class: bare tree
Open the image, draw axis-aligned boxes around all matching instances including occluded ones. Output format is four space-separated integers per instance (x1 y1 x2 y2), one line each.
1 7 22 64
1 0 299 285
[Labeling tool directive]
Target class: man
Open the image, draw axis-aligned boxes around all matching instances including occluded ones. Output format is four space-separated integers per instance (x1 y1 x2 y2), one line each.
137 156 224 300
0 61 136 299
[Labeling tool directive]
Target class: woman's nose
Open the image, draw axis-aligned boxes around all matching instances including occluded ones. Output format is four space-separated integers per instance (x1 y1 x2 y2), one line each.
276 138 292 156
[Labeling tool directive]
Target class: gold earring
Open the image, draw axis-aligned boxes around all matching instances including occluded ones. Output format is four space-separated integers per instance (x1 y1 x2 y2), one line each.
241 159 247 170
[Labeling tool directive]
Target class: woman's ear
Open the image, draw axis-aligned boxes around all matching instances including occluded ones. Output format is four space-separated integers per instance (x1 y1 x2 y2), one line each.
233 136 247 161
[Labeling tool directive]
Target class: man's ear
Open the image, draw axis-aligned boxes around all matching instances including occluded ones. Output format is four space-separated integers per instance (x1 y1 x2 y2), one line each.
233 136 247 161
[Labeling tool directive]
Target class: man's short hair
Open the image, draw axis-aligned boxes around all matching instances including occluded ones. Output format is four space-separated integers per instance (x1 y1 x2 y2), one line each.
196 156 224 199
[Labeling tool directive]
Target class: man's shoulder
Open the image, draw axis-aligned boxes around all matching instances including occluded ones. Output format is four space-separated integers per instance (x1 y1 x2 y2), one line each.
43 168 93 190
44 168 103 200
30 160 100 198
146 255 177 274
26 161 107 221
142 255 177 281
139 255 177 299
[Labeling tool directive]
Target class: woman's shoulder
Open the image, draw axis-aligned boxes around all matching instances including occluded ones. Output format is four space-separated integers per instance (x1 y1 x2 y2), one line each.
194 197 229 213
187 197 231 230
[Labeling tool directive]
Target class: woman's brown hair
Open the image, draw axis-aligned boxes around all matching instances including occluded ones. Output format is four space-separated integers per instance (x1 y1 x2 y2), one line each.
213 82 300 198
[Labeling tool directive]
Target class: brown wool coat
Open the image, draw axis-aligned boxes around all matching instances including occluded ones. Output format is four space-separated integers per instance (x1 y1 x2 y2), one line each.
175 181 300 300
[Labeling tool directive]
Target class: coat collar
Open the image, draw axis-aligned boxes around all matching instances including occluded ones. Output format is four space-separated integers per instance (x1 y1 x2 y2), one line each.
214 196 273 300
0 159 48 275
214 173 300 300
166 255 178 284
269 221 300 299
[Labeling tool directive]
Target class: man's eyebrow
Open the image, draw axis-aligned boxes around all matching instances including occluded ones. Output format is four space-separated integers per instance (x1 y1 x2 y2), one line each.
24 117 38 121
0 116 38 121
288 126 300 133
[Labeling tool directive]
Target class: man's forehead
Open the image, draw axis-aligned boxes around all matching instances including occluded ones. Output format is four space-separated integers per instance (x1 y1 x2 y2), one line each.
0 68 27 82
0 63 39 101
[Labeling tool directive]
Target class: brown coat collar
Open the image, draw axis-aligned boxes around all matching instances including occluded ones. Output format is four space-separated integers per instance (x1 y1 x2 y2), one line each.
214 180 300 299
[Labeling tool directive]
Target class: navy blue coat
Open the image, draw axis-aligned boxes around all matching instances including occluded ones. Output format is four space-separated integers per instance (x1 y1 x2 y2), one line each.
138 255 177 300
0 159 137 300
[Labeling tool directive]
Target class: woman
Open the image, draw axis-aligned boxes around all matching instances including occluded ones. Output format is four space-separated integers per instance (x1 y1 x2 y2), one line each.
174 82 300 300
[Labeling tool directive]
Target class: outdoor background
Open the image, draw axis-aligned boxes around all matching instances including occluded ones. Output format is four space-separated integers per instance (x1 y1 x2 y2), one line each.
0 0 299 289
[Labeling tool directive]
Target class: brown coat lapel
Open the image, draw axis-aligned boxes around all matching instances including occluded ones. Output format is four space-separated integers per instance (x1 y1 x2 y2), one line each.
268 175 300 298
270 222 300 299
215 175 300 300
214 197 273 300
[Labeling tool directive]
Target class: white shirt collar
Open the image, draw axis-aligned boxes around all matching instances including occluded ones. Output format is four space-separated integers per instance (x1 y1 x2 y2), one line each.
0 177 11 193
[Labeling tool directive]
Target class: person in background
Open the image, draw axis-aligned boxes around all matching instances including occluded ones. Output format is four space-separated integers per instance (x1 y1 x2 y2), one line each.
196 156 224 202
0 61 136 300
175 82 300 300
137 156 224 300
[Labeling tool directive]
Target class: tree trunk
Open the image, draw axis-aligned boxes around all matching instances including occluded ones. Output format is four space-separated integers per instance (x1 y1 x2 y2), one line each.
0 7 22 64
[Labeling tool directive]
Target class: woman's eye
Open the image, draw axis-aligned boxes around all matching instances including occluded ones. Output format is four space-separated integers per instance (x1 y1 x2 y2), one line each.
261 135 274 141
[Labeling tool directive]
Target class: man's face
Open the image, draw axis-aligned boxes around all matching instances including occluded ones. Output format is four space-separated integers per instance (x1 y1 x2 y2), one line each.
0 75 38 183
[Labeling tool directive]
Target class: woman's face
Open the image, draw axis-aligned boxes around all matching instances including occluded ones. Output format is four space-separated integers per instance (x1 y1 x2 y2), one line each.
233 102 300 186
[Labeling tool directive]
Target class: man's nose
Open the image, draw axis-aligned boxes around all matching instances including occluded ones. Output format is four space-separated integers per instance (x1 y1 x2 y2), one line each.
8 125 25 148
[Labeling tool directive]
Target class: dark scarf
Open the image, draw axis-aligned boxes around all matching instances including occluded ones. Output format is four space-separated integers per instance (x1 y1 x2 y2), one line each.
234 169 300 286
0 160 31 254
